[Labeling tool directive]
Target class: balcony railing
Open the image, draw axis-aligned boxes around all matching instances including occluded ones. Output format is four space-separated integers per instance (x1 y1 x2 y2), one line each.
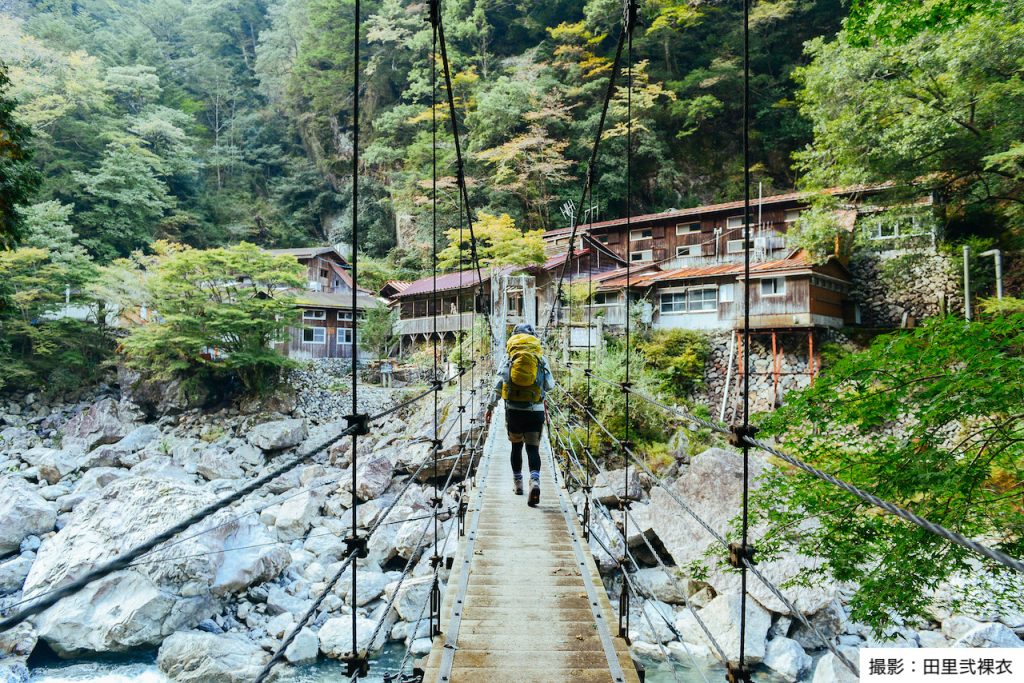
396 312 475 336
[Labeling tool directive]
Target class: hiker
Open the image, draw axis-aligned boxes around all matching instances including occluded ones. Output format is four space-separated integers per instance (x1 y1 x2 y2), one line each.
485 322 554 507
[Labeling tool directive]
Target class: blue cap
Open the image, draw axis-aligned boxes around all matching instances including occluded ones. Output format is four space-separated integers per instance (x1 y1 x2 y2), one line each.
512 322 536 336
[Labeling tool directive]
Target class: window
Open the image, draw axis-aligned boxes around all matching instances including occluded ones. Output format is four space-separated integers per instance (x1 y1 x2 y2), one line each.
593 292 617 305
727 239 754 254
660 292 687 314
596 234 609 244
676 222 701 235
303 328 326 344
687 288 717 311
302 309 326 320
676 244 701 258
784 209 801 223
760 277 786 296
726 216 747 229
320 269 329 278
338 328 353 345
629 228 653 241
719 283 735 302
630 250 653 262
338 310 353 321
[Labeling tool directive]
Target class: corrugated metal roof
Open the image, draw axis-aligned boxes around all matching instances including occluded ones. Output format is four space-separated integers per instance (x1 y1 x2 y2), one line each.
597 253 849 288
393 268 487 298
265 246 346 260
294 291 383 309
544 184 899 237
383 280 412 293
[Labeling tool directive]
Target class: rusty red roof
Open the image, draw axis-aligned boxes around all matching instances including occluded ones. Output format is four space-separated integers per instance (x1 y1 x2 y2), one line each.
393 268 488 298
544 184 898 237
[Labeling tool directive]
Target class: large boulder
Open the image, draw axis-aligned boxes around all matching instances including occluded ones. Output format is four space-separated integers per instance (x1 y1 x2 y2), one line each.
23 477 287 656
764 636 812 682
646 448 837 615
196 446 244 481
592 467 644 506
0 553 34 595
677 593 772 664
247 419 307 451
274 489 325 541
0 478 57 554
953 623 1024 648
354 454 394 501
61 398 130 452
632 567 687 605
387 575 434 622
319 616 380 658
84 425 162 468
156 631 269 682
811 646 859 683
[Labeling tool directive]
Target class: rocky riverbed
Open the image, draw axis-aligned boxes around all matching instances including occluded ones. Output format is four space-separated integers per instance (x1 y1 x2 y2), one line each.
1 363 1022 683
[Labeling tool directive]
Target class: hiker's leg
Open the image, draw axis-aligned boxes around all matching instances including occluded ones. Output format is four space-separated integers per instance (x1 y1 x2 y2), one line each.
509 435 524 479
524 433 541 482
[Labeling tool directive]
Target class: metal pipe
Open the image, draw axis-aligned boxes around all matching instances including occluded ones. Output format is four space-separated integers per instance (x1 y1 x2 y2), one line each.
963 245 972 321
980 248 1003 300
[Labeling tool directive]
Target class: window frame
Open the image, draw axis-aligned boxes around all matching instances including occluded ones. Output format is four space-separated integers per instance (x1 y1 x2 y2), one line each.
337 310 353 321
302 327 327 344
675 222 701 235
760 277 786 297
687 288 718 312
338 328 353 345
676 244 702 258
302 309 326 320
726 215 748 230
629 228 653 241
783 209 801 223
726 239 754 254
659 291 688 314
719 283 736 303
630 249 653 263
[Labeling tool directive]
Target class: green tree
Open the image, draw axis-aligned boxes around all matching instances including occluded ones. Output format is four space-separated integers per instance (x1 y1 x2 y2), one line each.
437 212 546 270
119 242 305 394
795 6 1024 241
359 305 397 360
0 60 40 247
753 314 1024 632
0 245 108 395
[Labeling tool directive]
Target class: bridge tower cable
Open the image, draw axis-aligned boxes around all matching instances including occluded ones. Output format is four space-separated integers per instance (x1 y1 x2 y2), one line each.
616 0 639 644
731 0 754 680
341 0 371 674
428 0 444 641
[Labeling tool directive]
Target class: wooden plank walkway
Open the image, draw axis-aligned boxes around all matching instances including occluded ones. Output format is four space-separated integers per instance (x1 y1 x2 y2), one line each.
422 404 640 683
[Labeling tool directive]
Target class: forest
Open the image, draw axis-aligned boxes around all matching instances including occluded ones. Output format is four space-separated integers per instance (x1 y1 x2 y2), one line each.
1 0 1023 394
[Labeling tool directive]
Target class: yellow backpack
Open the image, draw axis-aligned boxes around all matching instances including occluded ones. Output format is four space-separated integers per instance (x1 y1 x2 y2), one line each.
502 333 544 403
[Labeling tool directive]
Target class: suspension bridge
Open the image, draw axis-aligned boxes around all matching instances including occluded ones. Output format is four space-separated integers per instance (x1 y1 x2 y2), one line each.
1 0 1022 681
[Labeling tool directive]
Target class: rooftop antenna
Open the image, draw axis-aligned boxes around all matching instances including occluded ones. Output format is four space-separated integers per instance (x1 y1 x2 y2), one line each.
560 199 577 227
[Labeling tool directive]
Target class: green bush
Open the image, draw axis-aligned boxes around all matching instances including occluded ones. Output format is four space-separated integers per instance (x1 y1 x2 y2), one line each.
636 329 710 400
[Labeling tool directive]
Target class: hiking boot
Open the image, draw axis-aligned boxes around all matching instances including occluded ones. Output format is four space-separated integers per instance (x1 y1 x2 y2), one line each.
528 479 540 507
514 479 524 496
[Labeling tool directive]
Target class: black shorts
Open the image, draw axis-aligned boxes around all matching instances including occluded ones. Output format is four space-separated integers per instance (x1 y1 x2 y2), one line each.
506 408 545 445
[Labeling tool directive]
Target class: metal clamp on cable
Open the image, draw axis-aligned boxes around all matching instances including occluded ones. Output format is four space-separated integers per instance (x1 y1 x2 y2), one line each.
622 0 641 34
345 534 369 559
346 413 370 436
728 541 756 568
430 438 443 453
425 0 439 25
456 404 466 413
619 380 632 394
726 662 752 683
431 379 444 392
429 554 443 569
344 655 369 678
583 368 593 378
430 495 444 508
728 424 758 448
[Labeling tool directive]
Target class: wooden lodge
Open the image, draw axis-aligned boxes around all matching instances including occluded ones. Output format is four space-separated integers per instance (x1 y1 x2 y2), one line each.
265 247 385 360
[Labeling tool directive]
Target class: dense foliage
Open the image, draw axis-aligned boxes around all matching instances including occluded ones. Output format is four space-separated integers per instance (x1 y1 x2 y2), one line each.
0 61 39 247
114 242 305 394
754 312 1024 631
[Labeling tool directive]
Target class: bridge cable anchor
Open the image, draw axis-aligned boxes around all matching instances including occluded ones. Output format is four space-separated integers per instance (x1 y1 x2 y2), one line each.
726 662 753 683
728 424 759 449
345 413 370 437
728 542 756 569
344 654 370 678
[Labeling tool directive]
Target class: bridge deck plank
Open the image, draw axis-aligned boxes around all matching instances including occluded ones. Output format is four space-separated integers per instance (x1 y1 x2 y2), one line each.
422 404 639 682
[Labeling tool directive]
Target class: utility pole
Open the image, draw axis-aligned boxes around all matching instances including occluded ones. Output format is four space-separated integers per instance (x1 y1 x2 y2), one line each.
980 248 1004 300
963 245 972 321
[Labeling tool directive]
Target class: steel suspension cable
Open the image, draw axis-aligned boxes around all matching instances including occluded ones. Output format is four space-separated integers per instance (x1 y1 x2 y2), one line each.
547 388 860 674
540 26 628 339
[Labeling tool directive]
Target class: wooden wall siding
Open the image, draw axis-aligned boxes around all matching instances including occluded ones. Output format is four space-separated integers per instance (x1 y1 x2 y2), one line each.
594 200 803 263
397 312 475 336
281 326 355 359
809 284 845 318
303 255 352 293
400 293 475 318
